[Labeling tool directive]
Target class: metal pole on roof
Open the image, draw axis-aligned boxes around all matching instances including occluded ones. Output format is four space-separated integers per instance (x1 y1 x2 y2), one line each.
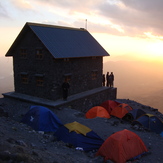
85 19 87 30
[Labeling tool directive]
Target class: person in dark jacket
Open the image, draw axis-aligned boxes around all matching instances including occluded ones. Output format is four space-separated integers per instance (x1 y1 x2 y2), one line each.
102 74 105 86
62 79 70 100
109 72 114 87
106 72 110 87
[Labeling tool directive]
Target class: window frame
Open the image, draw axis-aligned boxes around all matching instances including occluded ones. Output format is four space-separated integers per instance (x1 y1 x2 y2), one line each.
64 58 70 62
64 73 72 82
35 49 44 60
20 72 29 84
91 70 98 80
20 49 27 59
35 74 44 87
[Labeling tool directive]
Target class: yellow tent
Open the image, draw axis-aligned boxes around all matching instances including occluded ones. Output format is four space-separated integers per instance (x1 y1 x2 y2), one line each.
64 121 91 136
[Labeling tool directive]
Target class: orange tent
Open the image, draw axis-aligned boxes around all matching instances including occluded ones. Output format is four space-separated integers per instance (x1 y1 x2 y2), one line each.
96 129 148 163
100 100 121 114
110 103 133 119
85 106 110 119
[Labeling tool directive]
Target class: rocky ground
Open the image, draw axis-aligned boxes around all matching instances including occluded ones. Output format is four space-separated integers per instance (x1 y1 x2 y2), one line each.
0 97 163 163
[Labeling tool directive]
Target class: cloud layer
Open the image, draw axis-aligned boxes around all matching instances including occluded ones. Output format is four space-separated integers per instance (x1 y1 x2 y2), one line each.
1 0 163 38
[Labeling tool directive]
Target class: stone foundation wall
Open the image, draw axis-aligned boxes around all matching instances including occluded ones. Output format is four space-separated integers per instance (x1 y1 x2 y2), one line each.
3 87 117 119
51 87 117 113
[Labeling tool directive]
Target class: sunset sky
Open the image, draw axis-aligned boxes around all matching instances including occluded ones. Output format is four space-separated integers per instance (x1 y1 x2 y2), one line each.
1 0 163 63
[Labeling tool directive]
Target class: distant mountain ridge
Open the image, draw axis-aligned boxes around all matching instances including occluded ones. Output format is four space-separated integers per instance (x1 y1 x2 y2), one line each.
103 60 163 113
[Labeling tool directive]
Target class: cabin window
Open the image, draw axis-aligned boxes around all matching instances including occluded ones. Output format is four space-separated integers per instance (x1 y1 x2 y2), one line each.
20 49 27 59
64 58 69 62
91 70 98 80
35 74 44 86
64 73 72 82
20 72 28 84
36 49 43 60
92 56 97 59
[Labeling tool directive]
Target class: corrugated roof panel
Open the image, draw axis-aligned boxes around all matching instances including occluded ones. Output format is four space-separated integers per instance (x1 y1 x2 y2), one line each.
29 24 110 58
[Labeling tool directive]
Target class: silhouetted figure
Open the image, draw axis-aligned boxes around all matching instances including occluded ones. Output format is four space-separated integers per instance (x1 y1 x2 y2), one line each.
109 72 114 87
106 72 110 87
102 74 105 86
62 79 70 100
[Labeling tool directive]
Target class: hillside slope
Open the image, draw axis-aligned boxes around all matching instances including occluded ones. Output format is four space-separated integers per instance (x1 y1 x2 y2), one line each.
0 97 163 163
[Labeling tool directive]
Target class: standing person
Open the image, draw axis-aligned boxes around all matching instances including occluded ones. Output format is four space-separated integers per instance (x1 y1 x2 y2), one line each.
62 78 70 100
102 74 105 86
106 72 110 87
110 72 114 87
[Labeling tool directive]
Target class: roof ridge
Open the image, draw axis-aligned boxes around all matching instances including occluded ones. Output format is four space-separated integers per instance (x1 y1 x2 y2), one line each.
26 22 87 31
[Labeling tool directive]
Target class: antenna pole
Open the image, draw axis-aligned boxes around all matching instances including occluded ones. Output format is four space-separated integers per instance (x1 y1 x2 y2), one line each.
85 19 87 30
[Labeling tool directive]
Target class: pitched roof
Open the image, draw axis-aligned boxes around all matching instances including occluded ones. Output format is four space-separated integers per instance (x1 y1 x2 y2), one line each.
6 22 110 58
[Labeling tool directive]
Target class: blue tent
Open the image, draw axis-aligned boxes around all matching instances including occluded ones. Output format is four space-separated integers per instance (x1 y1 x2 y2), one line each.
54 122 104 152
160 131 163 137
21 106 63 132
132 114 163 134
124 109 146 122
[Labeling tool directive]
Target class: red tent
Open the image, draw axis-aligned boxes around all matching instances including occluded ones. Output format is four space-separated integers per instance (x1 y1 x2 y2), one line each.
111 103 133 119
100 100 121 114
96 129 148 163
85 106 110 119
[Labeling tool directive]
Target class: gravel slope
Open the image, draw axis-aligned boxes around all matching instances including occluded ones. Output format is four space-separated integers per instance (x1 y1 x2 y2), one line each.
0 97 163 163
